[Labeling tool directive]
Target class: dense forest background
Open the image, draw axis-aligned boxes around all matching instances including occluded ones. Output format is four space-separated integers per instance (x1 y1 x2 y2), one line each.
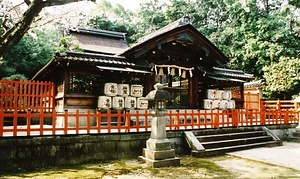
0 0 299 99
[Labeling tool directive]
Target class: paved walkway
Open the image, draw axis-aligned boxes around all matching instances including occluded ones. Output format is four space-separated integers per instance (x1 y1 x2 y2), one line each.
227 142 300 171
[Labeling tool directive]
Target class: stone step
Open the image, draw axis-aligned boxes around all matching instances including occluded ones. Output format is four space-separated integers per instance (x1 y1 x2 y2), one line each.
201 136 273 149
192 140 282 157
290 137 300 143
293 131 300 138
196 131 266 142
185 127 282 158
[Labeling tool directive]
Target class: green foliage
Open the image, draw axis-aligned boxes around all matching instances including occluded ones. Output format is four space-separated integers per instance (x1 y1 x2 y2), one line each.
1 30 58 79
86 0 137 44
263 57 300 99
55 36 82 53
198 0 299 99
289 0 300 8
137 0 169 33
2 74 27 80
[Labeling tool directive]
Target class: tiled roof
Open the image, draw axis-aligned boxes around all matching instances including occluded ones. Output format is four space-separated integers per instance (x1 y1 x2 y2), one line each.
32 51 150 80
58 51 135 66
199 67 254 80
136 16 191 44
119 16 229 67
119 16 193 56
244 80 265 88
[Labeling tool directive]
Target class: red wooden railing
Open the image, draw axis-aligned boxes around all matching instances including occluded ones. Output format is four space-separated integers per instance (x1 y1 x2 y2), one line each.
0 80 299 137
0 80 55 112
0 108 298 137
261 99 297 110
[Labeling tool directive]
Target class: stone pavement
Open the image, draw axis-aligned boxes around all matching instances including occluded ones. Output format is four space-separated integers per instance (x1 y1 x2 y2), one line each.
227 142 300 171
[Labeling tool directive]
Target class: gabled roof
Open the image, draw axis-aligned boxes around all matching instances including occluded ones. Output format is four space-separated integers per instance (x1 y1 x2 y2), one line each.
33 17 253 83
69 28 128 55
120 16 229 67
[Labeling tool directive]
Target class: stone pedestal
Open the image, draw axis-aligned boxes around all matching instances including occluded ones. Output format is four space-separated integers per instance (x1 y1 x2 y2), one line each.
139 116 180 167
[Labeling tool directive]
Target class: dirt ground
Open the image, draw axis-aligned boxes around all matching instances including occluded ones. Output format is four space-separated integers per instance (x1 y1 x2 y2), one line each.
1 155 299 179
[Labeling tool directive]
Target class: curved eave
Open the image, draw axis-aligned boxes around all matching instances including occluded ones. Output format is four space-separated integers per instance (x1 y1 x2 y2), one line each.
32 51 151 80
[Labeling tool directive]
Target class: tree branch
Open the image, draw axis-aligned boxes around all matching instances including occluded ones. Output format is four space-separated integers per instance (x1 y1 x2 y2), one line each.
24 0 32 6
0 0 95 57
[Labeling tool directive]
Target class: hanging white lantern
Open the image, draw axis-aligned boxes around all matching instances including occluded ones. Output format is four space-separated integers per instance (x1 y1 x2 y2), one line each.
170 68 175 76
182 70 186 78
158 67 164 75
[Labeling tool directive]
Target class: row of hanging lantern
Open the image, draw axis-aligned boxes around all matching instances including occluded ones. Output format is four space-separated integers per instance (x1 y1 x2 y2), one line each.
152 64 194 78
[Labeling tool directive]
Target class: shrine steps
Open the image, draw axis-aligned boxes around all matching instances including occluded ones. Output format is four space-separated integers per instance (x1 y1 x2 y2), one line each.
290 129 300 142
184 127 282 157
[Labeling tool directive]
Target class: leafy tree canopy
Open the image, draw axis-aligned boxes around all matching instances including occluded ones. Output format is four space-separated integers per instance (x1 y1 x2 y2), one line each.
263 57 300 99
0 30 58 79
85 0 137 44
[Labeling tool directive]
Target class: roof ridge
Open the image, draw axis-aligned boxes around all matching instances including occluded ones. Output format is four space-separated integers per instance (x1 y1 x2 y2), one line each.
57 51 126 59
69 27 126 38
136 16 191 44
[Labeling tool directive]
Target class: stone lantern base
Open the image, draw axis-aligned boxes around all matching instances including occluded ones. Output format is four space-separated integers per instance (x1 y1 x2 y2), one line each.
139 117 180 167
139 138 180 167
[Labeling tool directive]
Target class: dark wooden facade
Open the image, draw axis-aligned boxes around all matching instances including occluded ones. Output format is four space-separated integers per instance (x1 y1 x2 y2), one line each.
33 16 253 111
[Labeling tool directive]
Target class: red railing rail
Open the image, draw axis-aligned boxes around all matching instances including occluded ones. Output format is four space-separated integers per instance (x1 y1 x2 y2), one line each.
0 80 55 112
0 108 298 137
261 99 297 110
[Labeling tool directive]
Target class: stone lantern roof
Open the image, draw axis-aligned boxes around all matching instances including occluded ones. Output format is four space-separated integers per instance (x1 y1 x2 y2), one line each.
145 83 172 101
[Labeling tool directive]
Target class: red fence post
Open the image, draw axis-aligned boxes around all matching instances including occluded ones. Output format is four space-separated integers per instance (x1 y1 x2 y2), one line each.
87 109 91 134
106 110 111 133
75 109 79 135
27 109 32 136
124 110 129 132
175 110 180 130
52 109 57 135
0 108 4 137
13 109 18 137
64 109 68 135
97 109 101 133
40 109 44 136
232 109 239 128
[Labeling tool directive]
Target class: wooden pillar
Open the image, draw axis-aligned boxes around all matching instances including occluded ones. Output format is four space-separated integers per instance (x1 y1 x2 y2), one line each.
189 75 198 108
240 83 244 108
144 74 155 95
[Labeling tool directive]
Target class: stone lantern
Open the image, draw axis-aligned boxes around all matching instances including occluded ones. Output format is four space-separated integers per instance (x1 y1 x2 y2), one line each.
139 83 180 167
